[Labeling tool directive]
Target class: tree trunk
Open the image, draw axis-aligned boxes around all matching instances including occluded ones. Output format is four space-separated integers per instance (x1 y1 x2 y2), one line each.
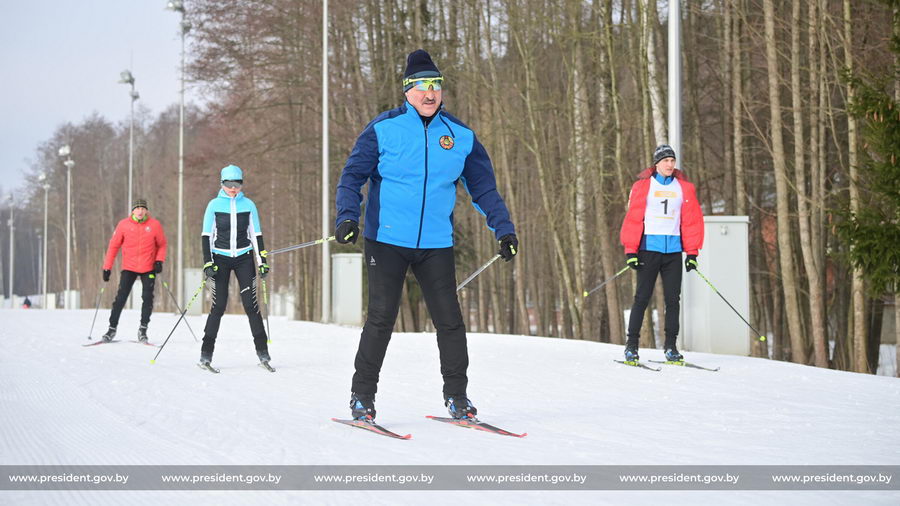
791 0 828 368
642 0 667 143
764 0 807 364
732 0 747 216
843 0 869 373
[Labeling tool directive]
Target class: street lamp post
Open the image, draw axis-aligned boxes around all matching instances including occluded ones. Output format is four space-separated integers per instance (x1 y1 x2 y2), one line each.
322 0 330 323
119 70 140 212
38 173 49 308
6 194 14 305
167 0 191 306
59 145 75 309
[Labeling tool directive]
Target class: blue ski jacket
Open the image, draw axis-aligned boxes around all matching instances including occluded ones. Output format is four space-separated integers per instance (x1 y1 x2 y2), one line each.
202 189 265 264
335 101 515 249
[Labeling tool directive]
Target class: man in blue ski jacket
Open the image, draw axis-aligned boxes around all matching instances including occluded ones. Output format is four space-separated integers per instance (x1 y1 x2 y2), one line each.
198 164 272 370
335 49 518 422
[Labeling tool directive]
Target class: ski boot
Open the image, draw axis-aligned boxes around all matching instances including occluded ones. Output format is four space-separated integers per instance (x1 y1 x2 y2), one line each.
624 342 640 363
101 327 117 343
137 325 149 343
664 347 684 362
444 393 477 420
198 352 220 373
350 392 376 421
257 350 275 372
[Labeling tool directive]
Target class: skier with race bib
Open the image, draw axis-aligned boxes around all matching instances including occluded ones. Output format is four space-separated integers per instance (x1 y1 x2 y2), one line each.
619 144 705 363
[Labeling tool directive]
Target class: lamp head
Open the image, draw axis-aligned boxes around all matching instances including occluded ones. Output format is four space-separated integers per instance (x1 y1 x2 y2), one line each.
119 70 135 84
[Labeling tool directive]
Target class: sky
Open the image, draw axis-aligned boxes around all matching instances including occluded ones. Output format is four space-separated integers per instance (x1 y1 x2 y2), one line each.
0 0 186 193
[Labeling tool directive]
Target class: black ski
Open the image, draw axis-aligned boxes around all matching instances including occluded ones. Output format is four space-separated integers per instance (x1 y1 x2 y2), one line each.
426 416 527 438
649 360 720 372
82 340 120 347
614 359 661 371
331 418 412 439
197 362 220 374
258 361 276 372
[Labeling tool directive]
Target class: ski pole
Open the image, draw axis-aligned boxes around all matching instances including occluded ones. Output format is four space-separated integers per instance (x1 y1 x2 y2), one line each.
583 266 630 298
159 278 199 342
86 286 105 340
693 268 767 342
268 235 336 256
261 277 272 344
457 254 502 292
151 280 206 364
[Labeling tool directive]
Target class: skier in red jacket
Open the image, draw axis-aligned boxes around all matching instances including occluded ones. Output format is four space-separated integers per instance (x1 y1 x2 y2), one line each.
99 199 168 342
619 145 704 363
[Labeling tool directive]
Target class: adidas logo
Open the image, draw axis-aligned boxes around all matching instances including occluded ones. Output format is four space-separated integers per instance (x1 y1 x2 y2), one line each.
369 256 376 266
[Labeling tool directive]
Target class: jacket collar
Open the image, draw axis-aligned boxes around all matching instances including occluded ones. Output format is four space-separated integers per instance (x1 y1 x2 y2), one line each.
218 189 244 200
637 167 687 182
403 100 444 122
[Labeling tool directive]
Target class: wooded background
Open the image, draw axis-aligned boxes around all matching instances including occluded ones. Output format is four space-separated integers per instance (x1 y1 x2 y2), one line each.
2 0 898 374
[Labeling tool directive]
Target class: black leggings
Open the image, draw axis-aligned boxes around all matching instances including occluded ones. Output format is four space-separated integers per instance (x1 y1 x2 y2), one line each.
109 270 155 328
202 252 268 356
626 251 683 349
352 239 468 395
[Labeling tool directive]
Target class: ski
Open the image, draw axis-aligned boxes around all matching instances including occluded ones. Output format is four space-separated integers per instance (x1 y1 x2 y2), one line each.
331 418 412 440
614 359 661 371
426 416 527 438
197 362 220 374
82 340 120 347
649 360 720 372
130 340 160 347
258 361 276 373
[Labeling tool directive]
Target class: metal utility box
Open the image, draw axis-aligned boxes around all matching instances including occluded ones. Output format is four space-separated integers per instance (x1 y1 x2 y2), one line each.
331 253 363 326
184 268 203 315
682 216 751 356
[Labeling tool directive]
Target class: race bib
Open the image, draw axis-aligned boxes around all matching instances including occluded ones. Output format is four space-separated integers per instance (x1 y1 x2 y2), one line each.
644 177 683 236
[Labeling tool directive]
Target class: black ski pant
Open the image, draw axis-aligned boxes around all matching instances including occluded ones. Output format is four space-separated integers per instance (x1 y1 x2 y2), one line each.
202 252 268 357
352 239 468 396
108 270 155 328
626 251 683 349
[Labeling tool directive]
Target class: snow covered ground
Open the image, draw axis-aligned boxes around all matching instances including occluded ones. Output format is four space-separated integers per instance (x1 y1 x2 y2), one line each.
2 308 899 505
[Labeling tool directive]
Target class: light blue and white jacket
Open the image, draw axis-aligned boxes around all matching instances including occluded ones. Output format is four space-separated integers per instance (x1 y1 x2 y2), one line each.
335 101 515 249
202 189 264 264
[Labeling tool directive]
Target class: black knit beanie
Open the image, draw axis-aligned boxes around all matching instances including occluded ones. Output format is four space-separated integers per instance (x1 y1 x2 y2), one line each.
652 144 676 166
403 49 441 91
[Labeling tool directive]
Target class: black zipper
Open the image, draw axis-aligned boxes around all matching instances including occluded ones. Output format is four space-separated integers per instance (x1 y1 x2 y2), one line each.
416 122 429 248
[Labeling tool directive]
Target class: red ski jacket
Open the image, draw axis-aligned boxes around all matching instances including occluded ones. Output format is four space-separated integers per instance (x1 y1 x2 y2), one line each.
619 168 705 255
103 214 168 273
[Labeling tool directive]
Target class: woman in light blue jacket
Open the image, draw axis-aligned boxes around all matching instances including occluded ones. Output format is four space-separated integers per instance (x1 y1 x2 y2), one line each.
198 164 271 372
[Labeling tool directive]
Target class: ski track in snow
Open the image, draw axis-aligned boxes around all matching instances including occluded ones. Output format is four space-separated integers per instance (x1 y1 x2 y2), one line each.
1 308 899 505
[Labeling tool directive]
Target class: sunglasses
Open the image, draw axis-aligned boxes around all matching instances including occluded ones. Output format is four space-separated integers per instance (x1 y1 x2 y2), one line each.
222 180 243 189
404 77 443 91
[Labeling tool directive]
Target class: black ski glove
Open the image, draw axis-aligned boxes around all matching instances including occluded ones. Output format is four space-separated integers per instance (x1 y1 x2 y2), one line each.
257 250 270 279
203 262 218 280
626 253 641 270
498 234 518 261
685 255 698 272
336 220 359 244
154 261 163 274
102 269 111 282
